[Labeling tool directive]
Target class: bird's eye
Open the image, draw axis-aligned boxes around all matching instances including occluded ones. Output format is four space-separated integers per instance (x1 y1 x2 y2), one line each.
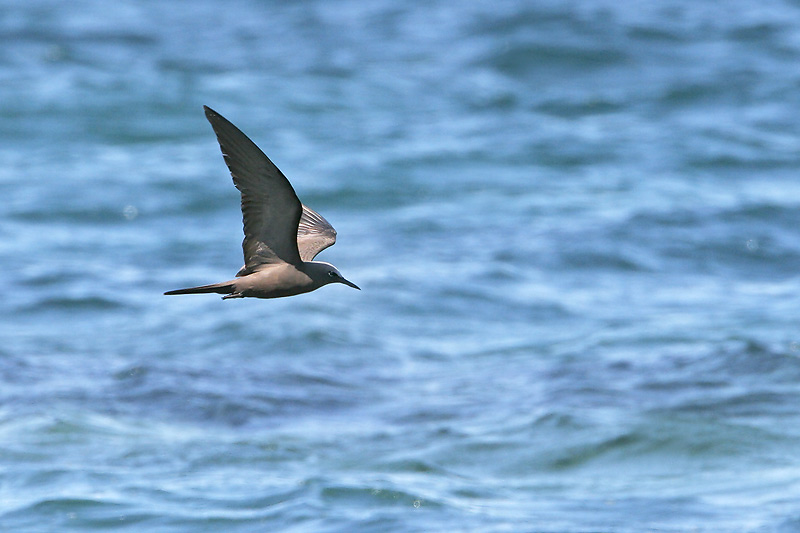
328 271 337 278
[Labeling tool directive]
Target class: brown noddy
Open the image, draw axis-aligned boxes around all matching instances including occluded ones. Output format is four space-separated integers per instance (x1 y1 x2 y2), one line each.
165 106 360 300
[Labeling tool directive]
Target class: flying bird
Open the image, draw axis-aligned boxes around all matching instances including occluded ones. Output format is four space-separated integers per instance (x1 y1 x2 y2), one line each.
165 106 360 300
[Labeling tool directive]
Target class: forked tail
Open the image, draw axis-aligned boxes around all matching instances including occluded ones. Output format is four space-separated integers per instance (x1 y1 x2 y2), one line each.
164 281 235 296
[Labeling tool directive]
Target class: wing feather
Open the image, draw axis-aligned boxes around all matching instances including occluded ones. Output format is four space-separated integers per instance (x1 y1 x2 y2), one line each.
204 106 303 269
297 204 337 261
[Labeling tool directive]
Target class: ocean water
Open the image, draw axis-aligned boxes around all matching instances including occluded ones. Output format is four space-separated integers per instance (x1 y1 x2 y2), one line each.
2 0 800 531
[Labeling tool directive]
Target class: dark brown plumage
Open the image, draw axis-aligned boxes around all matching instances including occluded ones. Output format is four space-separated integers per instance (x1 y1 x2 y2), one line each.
165 106 359 300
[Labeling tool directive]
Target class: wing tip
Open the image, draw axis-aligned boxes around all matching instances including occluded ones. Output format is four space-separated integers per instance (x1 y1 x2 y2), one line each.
204 106 225 127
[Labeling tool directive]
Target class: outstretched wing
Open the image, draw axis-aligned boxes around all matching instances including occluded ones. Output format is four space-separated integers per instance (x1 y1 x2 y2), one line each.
297 204 337 261
204 106 303 270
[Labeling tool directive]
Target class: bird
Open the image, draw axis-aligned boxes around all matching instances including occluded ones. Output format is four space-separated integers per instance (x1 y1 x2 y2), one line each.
165 106 360 300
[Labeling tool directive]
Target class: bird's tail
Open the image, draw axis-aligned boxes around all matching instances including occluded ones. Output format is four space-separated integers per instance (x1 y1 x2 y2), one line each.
164 280 235 296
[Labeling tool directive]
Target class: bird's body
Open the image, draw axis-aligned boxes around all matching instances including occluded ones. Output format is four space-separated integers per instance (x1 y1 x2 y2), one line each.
165 106 359 300
166 261 348 300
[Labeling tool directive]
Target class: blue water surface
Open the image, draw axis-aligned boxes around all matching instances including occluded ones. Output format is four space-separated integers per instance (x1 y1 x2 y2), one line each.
2 0 800 531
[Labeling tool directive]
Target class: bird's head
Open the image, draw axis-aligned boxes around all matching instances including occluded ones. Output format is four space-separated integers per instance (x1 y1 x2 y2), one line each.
307 262 360 291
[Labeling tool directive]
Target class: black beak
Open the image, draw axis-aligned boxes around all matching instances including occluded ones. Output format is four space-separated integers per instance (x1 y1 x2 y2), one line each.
340 277 360 290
